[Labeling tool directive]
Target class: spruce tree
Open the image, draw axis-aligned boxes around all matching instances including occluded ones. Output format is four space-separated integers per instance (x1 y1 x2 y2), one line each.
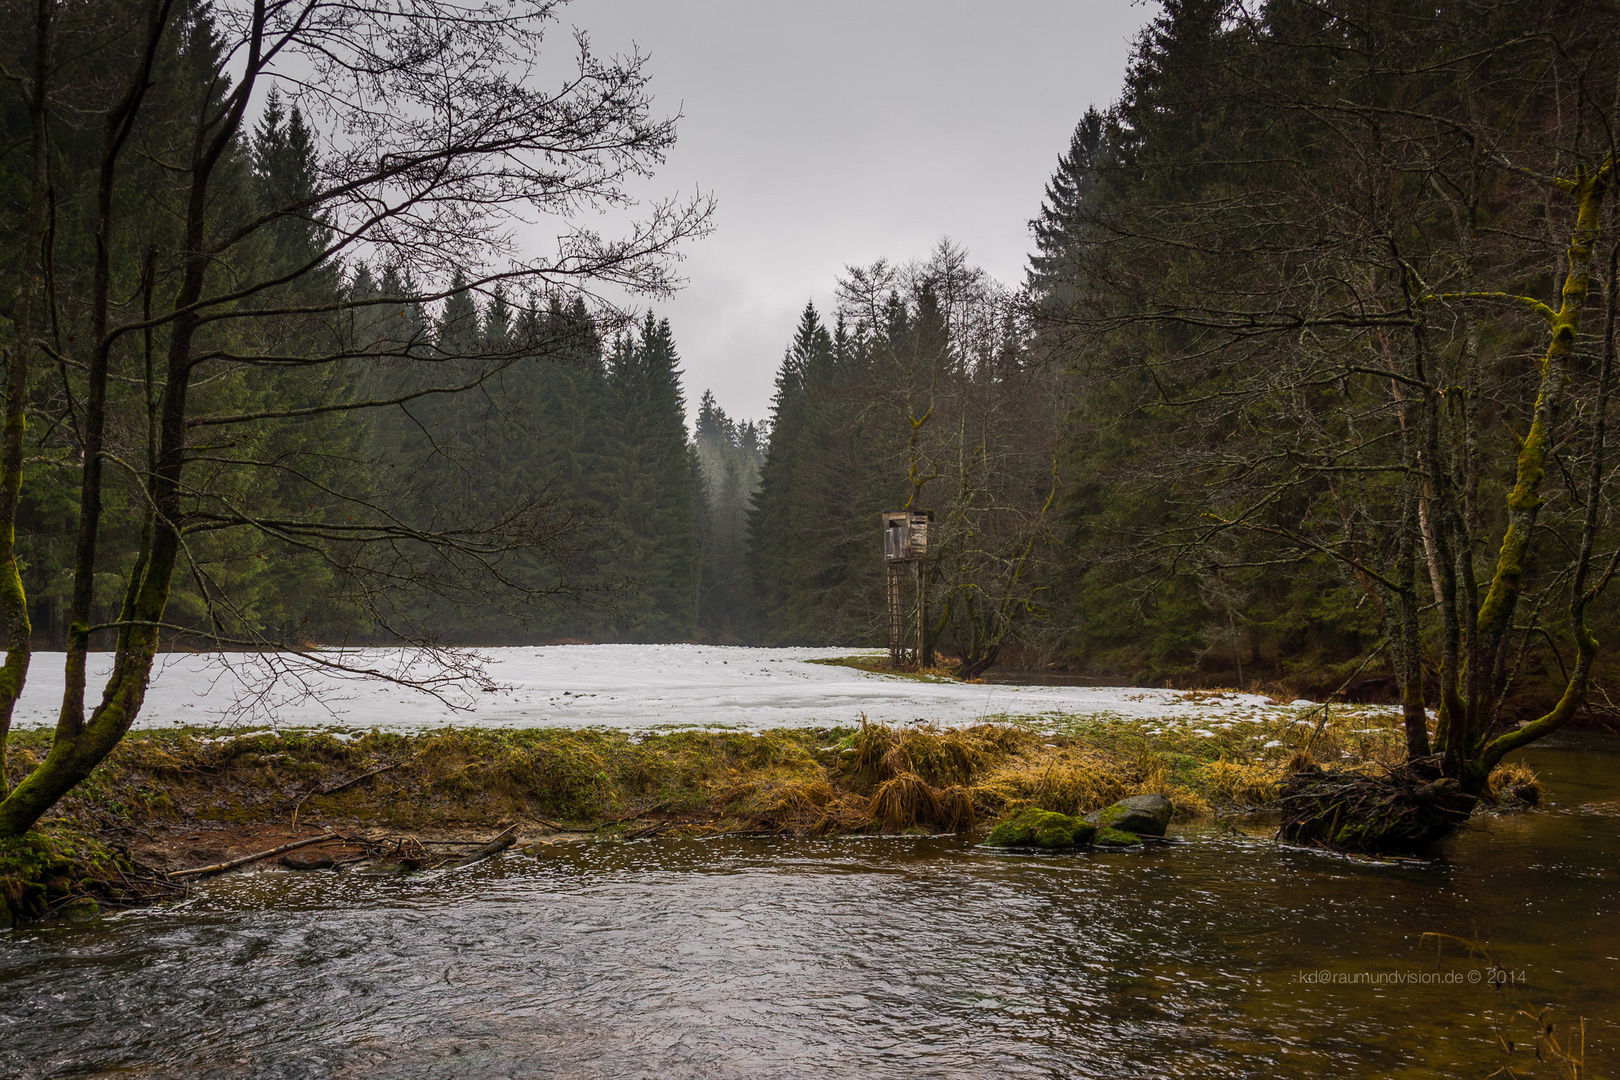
748 302 831 640
1026 106 1106 311
599 315 699 639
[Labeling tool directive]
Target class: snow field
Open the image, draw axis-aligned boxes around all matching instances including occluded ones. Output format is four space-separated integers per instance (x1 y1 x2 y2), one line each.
8 644 1371 734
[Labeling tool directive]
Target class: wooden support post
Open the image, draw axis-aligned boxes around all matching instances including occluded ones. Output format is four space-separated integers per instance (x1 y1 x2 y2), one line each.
915 560 927 669
887 564 905 665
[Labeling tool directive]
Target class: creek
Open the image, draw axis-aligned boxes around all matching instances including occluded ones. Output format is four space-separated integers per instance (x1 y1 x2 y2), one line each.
1 734 1615 1078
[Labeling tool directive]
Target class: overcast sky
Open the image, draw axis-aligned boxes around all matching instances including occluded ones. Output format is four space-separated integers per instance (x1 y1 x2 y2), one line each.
563 0 1158 425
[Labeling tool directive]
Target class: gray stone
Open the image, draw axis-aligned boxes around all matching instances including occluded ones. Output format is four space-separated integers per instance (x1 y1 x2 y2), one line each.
279 854 337 871
1085 793 1172 837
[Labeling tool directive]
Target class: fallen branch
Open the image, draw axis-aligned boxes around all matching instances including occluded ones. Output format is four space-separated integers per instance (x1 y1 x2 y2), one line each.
446 823 519 869
290 760 406 828
538 819 597 833
167 833 342 880
620 821 677 840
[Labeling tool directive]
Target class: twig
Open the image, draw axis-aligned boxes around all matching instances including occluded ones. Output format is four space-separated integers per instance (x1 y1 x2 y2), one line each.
167 833 341 879
291 760 405 828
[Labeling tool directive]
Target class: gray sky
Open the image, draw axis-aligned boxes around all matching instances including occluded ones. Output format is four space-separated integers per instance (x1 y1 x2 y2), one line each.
565 0 1157 424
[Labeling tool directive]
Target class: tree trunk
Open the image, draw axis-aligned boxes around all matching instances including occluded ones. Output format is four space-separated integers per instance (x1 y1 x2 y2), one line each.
0 0 52 794
1447 164 1611 788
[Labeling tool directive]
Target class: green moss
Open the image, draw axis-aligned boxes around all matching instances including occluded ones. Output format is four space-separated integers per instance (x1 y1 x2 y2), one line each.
985 808 1096 849
1090 803 1131 829
0 826 131 927
1094 826 1143 847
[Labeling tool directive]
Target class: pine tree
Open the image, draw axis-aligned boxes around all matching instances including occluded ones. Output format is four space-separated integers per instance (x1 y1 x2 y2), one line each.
748 302 832 640
597 314 700 639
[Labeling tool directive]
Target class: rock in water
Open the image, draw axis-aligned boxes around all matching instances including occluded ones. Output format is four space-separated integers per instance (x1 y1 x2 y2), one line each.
1086 794 1172 837
984 809 1096 849
279 854 337 871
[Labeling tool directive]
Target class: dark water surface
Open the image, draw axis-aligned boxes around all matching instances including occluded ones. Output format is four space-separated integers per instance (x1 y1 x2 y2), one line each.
2 737 1616 1079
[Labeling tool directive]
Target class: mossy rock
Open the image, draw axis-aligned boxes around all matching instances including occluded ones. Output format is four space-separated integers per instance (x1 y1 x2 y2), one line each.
1085 794 1172 837
1093 826 1143 848
984 808 1096 849
0 827 131 928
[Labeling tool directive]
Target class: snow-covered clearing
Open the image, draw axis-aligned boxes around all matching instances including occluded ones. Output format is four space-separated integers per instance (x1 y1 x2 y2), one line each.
10 645 1343 733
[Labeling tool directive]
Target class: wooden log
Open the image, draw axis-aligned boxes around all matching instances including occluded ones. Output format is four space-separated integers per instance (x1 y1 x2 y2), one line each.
167 833 341 880
446 823 519 869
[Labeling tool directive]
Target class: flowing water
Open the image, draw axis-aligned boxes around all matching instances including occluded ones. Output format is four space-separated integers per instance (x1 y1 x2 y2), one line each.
2 735 1616 1079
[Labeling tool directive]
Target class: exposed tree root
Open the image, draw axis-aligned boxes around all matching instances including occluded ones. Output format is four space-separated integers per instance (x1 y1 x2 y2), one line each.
1277 756 1476 855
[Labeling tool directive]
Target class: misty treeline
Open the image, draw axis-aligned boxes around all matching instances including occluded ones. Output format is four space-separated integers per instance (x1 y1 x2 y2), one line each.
745 246 1063 678
0 0 733 653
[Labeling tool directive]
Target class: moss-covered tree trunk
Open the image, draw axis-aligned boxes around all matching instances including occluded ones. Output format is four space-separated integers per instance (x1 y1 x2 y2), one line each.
1435 161 1613 792
0 0 54 794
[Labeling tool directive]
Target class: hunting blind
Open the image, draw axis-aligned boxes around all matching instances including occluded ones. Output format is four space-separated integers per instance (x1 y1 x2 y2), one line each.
882 510 933 667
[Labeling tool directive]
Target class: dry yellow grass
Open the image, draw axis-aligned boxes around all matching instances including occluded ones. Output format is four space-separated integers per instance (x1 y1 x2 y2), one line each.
849 722 1036 792
1161 785 1213 820
1274 706 1405 768
869 772 942 831
18 715 1419 844
718 773 877 834
1487 761 1543 806
969 746 1129 817
1201 759 1283 807
933 785 977 832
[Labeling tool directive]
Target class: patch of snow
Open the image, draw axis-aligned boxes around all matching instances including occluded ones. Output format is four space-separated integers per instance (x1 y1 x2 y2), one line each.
9 645 1377 734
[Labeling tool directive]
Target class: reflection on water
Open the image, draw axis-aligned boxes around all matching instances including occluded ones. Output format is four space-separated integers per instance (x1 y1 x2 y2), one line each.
1 737 1615 1079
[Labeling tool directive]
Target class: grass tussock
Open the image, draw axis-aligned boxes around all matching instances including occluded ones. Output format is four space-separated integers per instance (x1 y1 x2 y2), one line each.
972 747 1128 817
1487 761 1542 806
1201 759 1283 807
869 773 941 831
847 721 1035 791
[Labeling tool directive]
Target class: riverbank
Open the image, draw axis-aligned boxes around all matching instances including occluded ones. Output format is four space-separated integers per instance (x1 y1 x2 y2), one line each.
0 710 1359 856
0 706 1544 920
